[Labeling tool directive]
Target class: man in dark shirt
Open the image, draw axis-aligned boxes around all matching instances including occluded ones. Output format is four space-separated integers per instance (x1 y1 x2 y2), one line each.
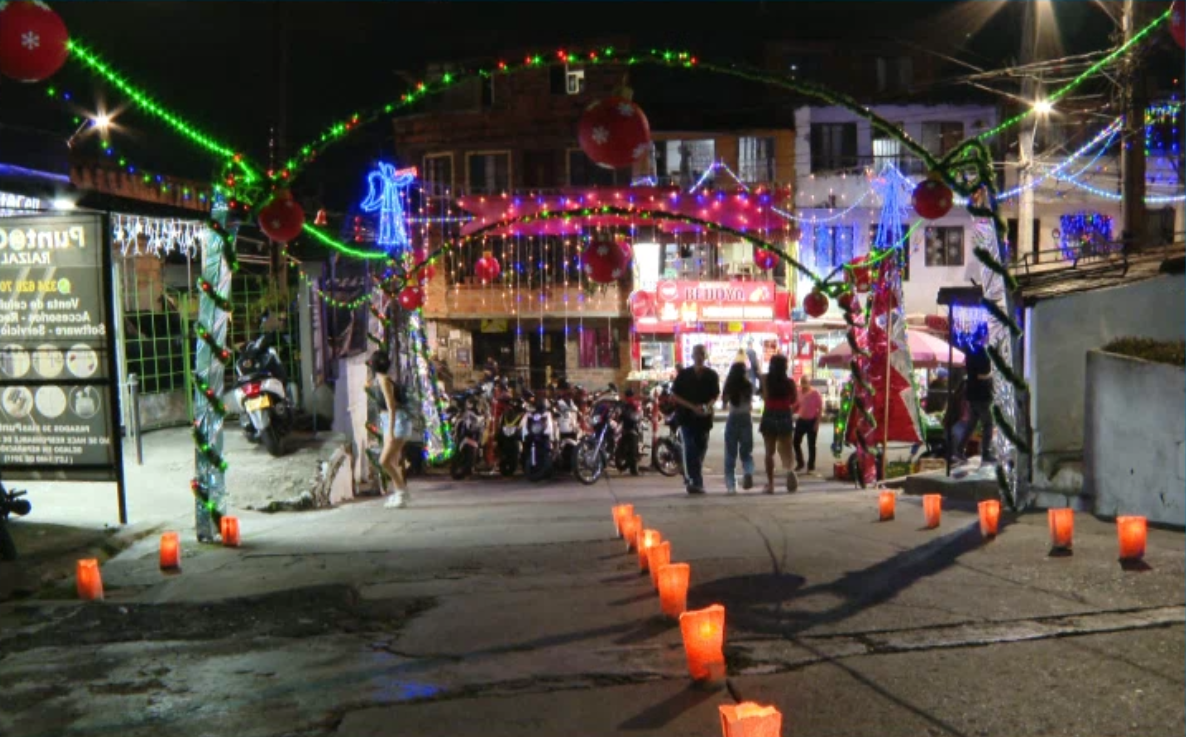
959 341 995 464
671 344 720 494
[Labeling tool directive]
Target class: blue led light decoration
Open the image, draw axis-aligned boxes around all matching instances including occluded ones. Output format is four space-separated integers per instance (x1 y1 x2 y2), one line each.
360 163 417 253
952 305 990 353
1058 211 1114 260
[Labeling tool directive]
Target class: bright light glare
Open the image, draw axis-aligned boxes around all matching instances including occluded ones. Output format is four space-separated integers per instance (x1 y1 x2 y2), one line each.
93 114 111 129
51 198 76 210
1033 100 1053 115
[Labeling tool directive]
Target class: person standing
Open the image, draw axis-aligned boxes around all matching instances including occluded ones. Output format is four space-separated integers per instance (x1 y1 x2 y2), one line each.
758 354 798 493
958 338 995 465
671 344 720 495
368 350 409 508
793 375 823 474
745 339 762 394
721 362 756 494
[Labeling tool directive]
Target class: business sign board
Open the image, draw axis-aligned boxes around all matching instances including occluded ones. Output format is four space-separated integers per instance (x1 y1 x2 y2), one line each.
0 213 124 488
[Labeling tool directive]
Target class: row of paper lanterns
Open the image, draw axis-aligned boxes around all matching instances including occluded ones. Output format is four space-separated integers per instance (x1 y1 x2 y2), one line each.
75 517 242 600
611 504 783 736
879 491 1149 560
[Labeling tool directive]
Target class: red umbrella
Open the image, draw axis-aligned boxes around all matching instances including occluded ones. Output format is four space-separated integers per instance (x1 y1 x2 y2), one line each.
818 329 964 370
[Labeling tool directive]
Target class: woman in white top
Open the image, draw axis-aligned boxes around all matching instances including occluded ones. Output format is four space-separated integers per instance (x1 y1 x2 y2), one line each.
367 350 409 508
720 361 756 494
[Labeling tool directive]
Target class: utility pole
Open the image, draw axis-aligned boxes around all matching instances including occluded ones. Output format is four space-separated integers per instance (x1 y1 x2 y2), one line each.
1017 0 1041 263
1121 0 1147 249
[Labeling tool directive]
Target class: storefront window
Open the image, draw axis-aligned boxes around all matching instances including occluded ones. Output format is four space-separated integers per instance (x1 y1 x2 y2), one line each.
579 328 618 369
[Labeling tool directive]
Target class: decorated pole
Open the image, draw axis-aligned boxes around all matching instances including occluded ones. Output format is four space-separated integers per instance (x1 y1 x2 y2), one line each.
191 196 238 541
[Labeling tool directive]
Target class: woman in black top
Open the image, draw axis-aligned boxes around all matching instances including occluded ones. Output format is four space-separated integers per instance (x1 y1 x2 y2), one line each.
758 354 798 493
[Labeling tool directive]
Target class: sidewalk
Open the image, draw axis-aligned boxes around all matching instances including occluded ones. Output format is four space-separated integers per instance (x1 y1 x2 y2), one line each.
1 468 1182 737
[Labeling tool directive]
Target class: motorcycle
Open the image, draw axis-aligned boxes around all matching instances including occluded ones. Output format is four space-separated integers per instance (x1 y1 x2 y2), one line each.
495 394 527 477
651 381 683 477
574 384 636 485
233 318 293 457
521 397 555 482
449 391 488 480
0 480 31 561
553 396 581 472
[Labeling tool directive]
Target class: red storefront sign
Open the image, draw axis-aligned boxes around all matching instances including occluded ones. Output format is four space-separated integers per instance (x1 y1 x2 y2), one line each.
634 280 792 335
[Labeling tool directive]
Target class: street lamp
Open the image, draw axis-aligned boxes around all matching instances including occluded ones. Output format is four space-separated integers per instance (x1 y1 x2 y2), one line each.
1032 99 1054 115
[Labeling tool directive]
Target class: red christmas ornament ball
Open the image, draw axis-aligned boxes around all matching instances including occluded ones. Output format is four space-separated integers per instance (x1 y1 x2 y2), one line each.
753 248 778 271
803 290 830 318
257 194 306 242
0 1 69 83
628 290 654 319
582 239 629 284
912 178 954 220
1172 1 1185 50
577 96 652 170
848 255 873 294
474 252 501 283
398 286 425 311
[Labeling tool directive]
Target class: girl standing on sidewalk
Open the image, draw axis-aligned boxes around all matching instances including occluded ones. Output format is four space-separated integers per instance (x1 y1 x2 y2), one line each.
721 361 756 494
367 350 409 509
759 354 798 493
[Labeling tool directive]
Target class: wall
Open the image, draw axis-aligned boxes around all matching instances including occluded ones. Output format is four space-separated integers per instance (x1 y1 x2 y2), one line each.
1085 350 1185 527
1025 275 1186 466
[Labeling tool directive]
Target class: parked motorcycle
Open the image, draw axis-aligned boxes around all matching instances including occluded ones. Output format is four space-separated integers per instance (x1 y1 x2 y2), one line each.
233 318 293 457
496 394 527 477
553 396 581 473
522 396 555 482
651 381 683 477
0 480 31 561
449 391 488 480
574 384 636 485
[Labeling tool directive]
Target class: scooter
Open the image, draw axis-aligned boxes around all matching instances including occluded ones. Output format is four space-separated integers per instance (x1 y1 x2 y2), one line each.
521 397 555 482
0 480 31 561
449 391 488 480
496 395 527 477
554 396 581 473
233 318 293 457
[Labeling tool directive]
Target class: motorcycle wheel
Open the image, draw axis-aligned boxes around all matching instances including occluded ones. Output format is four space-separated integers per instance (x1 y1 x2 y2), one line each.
527 447 552 482
573 436 604 486
451 445 475 480
498 439 519 477
653 438 682 477
0 522 16 561
262 426 284 457
558 444 574 473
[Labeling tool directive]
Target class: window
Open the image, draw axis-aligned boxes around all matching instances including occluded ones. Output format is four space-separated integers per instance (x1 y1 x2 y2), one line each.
661 241 723 280
656 139 715 187
423 154 453 196
876 57 913 93
738 136 776 183
872 123 904 171
808 225 855 269
579 327 619 369
567 68 586 95
1006 218 1041 263
924 226 965 266
550 65 586 95
522 150 558 189
868 223 909 281
810 123 858 172
467 151 510 194
567 149 622 186
922 122 965 156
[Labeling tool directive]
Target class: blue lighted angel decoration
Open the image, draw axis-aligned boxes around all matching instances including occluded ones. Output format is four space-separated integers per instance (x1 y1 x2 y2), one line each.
360 163 417 253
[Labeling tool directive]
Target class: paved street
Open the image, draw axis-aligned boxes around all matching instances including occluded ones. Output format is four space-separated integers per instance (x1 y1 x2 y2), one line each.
1 428 1183 737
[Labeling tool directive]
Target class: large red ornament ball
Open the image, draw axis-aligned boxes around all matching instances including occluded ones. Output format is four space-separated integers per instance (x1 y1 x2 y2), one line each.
398 286 425 311
257 193 306 242
582 239 630 284
848 255 873 294
803 289 830 319
1172 1 1185 50
628 290 654 319
0 1 68 83
912 178 954 220
577 96 652 170
474 251 501 284
753 248 778 271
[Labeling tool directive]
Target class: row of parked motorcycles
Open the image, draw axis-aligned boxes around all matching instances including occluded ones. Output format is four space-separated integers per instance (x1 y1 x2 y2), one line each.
444 378 685 484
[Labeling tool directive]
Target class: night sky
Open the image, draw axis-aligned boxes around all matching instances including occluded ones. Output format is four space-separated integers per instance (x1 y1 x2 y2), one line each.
0 1 1167 208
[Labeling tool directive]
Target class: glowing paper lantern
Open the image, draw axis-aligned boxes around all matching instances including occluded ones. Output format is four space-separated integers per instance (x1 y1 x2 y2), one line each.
879 491 895 521
220 516 241 547
1116 516 1147 562
638 529 662 571
612 504 634 538
978 500 1001 538
923 494 942 529
647 541 671 590
659 562 690 618
719 702 783 737
622 515 641 551
679 604 727 682
1048 509 1074 551
76 558 104 601
159 531 181 570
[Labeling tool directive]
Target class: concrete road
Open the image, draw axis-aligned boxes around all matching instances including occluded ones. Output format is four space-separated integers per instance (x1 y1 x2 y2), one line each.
1 429 1182 737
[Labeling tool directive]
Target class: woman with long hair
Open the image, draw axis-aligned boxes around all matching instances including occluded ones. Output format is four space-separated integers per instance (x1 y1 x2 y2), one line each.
721 361 756 494
367 350 409 508
758 353 798 493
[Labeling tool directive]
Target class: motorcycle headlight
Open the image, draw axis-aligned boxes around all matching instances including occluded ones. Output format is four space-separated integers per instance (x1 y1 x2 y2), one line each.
242 359 254 369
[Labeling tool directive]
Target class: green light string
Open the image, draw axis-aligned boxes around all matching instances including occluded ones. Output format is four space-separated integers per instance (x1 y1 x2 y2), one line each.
302 223 391 261
193 376 228 417
189 479 223 523
191 424 228 472
284 254 374 310
974 7 1173 143
196 277 232 313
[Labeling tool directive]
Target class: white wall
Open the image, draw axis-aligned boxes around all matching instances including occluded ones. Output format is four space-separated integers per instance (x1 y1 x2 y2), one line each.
1085 350 1185 527
1025 275 1186 465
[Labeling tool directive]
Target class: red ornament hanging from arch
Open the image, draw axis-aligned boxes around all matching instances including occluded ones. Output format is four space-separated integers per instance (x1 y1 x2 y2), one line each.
474 251 501 284
398 285 425 311
912 177 954 220
753 248 778 271
582 239 631 284
0 1 69 83
577 96 652 170
257 192 306 243
1171 1 1185 50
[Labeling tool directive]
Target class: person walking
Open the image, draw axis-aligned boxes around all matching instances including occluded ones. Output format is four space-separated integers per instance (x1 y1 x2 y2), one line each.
745 339 762 394
957 337 995 466
758 354 798 493
793 375 823 474
368 350 410 508
721 361 756 494
671 344 720 495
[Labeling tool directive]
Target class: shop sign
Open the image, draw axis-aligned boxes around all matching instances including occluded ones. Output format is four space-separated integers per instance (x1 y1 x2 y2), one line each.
654 280 777 322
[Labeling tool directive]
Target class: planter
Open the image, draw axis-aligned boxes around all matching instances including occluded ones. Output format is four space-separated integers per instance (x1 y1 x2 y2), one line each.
1085 350 1185 528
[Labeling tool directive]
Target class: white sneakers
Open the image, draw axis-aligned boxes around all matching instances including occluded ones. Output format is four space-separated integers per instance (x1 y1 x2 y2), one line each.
384 490 408 509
